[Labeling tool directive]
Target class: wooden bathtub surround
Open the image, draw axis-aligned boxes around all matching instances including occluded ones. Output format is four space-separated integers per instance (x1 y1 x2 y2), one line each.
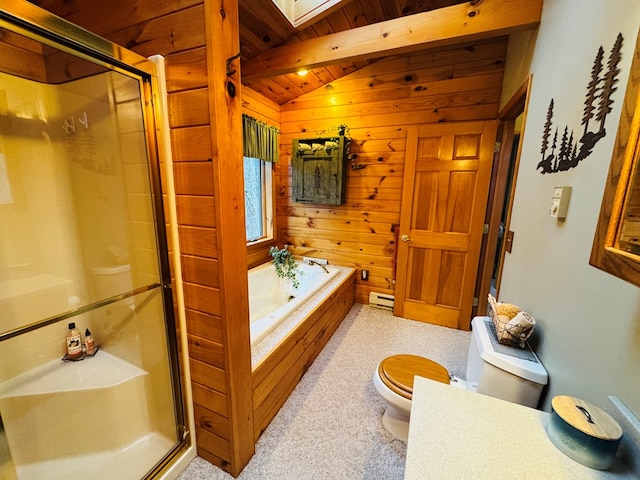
242 0 542 79
252 268 357 440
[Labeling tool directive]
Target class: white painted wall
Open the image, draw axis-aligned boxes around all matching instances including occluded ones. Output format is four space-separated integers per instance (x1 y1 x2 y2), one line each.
500 0 640 414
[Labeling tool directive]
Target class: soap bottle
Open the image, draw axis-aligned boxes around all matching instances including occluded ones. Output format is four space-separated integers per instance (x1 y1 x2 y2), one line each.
84 328 96 356
66 322 83 360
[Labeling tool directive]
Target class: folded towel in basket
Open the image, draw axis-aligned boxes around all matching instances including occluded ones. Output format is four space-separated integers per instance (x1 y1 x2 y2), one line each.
488 294 536 348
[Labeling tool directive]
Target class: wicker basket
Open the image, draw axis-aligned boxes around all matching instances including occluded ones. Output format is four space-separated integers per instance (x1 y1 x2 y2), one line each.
487 295 535 348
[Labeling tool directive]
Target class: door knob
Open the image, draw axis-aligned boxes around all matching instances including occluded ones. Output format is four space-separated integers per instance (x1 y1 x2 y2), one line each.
400 234 413 242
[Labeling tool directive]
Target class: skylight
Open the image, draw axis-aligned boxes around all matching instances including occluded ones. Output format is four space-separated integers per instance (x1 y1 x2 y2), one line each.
272 0 350 29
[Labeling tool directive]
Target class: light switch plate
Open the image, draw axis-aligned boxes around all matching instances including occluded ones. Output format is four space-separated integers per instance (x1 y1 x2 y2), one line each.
550 186 572 219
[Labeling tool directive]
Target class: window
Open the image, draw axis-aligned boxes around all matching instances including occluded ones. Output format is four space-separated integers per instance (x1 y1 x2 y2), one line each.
242 114 278 244
244 156 273 243
272 0 349 28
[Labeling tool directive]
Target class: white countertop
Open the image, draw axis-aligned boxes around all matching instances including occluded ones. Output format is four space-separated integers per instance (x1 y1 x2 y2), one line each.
405 377 635 479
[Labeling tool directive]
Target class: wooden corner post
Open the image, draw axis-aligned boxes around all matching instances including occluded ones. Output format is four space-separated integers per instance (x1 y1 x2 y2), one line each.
204 0 254 476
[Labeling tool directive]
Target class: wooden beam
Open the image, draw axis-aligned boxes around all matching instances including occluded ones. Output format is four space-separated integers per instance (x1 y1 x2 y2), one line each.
242 0 542 80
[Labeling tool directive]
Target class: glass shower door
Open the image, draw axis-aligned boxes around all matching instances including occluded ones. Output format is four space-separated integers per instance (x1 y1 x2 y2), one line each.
0 6 186 480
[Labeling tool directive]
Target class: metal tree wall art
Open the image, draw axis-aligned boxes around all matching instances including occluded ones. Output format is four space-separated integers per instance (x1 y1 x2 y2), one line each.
538 33 623 174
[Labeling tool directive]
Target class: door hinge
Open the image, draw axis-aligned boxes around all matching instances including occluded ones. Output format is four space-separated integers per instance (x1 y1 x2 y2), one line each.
494 141 501 153
472 297 479 307
483 223 489 234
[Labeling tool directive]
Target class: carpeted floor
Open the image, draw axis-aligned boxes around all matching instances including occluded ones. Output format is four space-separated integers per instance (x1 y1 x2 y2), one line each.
178 304 471 480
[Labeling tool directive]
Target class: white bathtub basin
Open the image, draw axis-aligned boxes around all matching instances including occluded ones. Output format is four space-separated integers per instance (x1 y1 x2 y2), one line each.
248 261 340 346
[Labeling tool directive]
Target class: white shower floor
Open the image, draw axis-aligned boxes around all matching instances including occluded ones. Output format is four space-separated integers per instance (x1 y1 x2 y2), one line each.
12 432 174 480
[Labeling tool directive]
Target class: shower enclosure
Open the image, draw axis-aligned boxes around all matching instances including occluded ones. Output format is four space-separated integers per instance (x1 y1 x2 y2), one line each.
0 3 188 479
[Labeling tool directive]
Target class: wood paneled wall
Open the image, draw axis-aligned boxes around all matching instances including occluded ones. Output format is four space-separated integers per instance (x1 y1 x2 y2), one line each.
277 38 507 304
32 0 253 475
0 30 46 82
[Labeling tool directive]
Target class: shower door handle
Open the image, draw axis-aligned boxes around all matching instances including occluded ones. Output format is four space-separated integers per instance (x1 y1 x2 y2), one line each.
400 234 413 242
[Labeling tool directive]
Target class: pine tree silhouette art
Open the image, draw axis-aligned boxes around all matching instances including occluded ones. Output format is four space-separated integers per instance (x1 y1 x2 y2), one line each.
538 33 624 174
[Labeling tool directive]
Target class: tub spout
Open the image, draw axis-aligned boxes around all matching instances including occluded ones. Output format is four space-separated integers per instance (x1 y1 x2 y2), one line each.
306 259 329 273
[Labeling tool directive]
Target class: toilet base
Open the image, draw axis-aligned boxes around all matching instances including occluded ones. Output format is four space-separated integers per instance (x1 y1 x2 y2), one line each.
381 404 410 443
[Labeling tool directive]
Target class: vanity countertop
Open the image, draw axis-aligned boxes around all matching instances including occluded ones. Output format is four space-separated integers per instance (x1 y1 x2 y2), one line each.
405 377 636 479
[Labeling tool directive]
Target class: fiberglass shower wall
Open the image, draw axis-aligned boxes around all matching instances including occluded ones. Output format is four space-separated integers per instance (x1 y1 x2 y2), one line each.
0 13 185 480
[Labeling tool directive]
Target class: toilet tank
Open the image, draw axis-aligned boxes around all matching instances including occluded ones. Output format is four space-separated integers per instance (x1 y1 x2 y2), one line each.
466 316 548 408
90 265 133 300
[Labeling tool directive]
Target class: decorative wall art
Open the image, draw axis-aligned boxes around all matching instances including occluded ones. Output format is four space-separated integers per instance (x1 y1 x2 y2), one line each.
292 125 350 205
538 33 623 174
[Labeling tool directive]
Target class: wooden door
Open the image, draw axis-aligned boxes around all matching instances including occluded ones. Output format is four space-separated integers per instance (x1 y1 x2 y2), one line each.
394 121 498 330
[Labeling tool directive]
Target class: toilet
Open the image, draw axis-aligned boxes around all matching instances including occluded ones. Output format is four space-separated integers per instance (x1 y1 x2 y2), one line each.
373 316 548 442
90 264 135 306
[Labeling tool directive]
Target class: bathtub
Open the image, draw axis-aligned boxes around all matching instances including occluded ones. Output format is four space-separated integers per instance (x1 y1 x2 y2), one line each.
249 260 340 347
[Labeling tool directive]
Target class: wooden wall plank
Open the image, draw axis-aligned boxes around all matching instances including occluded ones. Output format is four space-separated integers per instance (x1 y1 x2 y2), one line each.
107 5 207 57
178 226 218 258
0 42 47 82
243 86 281 124
181 255 220 288
280 104 499 133
185 310 223 344
187 334 225 370
189 358 226 393
192 383 228 417
166 47 208 93
175 195 216 227
169 88 211 127
195 427 231 461
197 447 230 473
173 162 215 195
194 404 230 440
182 282 222 316
35 0 203 37
170 125 213 162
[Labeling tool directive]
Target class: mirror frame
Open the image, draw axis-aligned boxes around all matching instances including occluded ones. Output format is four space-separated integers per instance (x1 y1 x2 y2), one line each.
590 28 640 287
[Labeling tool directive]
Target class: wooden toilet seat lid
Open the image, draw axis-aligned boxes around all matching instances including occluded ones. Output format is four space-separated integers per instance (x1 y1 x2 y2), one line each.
378 354 450 399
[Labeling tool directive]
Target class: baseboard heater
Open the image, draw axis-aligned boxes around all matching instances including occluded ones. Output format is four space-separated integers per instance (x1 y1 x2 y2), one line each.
368 292 394 310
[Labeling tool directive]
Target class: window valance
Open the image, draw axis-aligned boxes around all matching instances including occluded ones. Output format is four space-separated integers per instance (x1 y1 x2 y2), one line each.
242 114 279 163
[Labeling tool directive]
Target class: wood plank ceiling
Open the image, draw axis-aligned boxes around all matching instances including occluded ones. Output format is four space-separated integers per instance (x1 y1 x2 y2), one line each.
239 0 469 104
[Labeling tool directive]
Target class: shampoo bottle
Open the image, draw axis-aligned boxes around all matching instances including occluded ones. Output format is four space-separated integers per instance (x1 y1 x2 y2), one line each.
84 328 96 356
66 322 83 360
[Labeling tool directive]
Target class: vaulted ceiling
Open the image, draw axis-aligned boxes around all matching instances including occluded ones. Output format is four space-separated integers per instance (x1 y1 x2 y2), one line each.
238 0 470 104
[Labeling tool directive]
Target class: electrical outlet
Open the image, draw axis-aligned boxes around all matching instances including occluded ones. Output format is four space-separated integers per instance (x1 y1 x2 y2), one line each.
361 269 369 281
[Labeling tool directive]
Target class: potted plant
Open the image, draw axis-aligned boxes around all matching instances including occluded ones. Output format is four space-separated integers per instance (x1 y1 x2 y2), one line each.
269 245 300 288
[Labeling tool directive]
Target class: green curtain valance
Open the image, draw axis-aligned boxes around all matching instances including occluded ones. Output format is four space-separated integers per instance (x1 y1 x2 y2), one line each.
242 114 279 163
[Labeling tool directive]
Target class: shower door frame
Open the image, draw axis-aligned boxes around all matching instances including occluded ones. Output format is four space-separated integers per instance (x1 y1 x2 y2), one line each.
0 2 189 478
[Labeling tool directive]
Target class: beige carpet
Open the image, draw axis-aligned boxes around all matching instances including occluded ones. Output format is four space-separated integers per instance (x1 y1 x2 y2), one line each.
178 304 471 480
